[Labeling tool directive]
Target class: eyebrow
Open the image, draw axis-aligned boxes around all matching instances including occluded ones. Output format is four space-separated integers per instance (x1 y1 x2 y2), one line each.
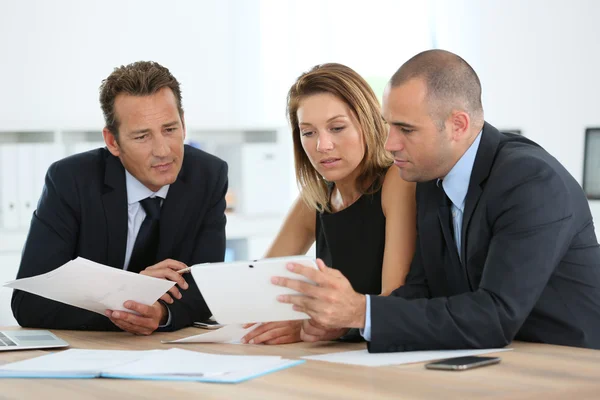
382 116 417 129
299 115 348 126
327 114 348 122
163 121 179 128
129 128 150 136
129 121 179 135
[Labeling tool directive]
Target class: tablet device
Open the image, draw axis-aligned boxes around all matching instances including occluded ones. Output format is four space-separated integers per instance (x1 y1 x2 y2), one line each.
191 256 318 324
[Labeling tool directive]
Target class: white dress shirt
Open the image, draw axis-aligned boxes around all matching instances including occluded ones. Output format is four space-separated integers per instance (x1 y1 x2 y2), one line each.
123 171 170 271
123 170 171 327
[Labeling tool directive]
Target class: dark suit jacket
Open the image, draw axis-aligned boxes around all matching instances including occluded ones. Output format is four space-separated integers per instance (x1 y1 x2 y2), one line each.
369 122 600 352
12 145 228 332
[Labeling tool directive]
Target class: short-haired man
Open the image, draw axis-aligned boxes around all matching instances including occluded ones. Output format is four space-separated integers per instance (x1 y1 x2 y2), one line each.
12 61 228 335
274 50 600 350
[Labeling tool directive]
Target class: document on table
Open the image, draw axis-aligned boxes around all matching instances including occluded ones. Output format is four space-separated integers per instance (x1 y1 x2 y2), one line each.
302 348 513 367
0 348 303 383
0 349 159 378
3 257 175 315
162 324 261 344
191 256 318 324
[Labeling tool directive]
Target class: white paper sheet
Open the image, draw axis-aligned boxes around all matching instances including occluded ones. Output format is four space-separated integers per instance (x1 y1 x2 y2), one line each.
103 348 285 377
191 256 318 324
302 348 512 367
3 257 175 315
162 324 261 344
0 349 159 375
0 348 303 383
199 359 302 383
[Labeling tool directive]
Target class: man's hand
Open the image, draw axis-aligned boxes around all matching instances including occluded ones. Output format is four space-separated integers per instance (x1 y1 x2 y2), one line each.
241 321 302 345
105 300 167 335
272 259 367 329
300 319 348 342
140 259 189 304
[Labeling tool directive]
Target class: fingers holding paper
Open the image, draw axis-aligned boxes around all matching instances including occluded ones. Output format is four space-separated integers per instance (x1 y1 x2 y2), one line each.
140 259 189 304
301 319 348 343
241 321 302 345
272 259 367 330
105 300 167 335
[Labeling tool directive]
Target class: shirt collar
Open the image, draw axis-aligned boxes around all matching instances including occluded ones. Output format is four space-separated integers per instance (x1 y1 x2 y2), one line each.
438 130 482 211
125 170 170 205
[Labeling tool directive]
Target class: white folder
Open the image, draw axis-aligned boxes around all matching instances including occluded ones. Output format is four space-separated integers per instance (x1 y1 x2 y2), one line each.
72 142 105 155
191 256 318 324
17 144 35 228
0 144 20 229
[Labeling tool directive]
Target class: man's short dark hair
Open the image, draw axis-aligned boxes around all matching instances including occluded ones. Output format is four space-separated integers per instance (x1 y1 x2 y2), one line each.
99 61 183 138
391 49 483 129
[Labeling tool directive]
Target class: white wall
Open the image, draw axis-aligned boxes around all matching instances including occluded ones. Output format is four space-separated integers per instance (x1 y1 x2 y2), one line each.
258 0 434 199
0 0 267 130
432 0 600 238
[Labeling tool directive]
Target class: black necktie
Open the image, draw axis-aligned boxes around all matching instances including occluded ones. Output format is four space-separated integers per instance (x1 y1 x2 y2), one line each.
128 197 162 274
440 183 455 242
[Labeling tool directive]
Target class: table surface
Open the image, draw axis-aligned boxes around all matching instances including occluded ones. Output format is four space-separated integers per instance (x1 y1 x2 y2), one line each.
1 326 599 399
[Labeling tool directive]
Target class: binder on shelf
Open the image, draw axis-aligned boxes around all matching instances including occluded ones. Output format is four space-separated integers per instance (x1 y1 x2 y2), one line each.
72 141 106 155
240 143 288 215
1 144 20 229
17 144 35 228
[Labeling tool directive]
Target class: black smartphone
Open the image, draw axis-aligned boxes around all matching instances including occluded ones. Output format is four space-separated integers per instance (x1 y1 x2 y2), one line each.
425 356 501 371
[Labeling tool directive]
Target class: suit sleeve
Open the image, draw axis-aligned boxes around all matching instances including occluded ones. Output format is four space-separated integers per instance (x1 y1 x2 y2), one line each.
368 159 573 352
161 161 228 331
11 162 118 331
388 228 431 300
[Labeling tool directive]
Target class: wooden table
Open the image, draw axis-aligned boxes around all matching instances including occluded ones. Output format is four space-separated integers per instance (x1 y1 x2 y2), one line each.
1 327 599 399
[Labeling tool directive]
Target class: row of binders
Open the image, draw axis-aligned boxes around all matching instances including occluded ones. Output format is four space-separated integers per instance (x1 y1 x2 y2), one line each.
0 141 288 230
0 143 64 230
0 142 106 230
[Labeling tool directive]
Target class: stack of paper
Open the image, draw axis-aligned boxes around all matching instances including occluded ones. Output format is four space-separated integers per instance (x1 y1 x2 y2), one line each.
162 324 261 344
0 348 303 383
3 257 174 314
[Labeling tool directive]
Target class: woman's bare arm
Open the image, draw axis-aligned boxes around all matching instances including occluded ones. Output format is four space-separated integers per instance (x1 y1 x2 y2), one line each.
380 167 417 296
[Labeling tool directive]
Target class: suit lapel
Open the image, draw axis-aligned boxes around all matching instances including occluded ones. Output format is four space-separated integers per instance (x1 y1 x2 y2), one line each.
420 185 448 291
419 183 467 294
437 190 469 293
156 165 191 261
438 203 456 257
102 154 128 268
460 122 501 262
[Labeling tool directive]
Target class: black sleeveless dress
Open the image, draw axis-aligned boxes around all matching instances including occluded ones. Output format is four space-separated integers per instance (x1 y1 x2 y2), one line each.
315 185 386 295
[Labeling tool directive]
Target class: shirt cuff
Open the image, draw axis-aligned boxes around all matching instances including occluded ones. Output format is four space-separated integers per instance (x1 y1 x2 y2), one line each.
158 301 172 328
359 295 372 341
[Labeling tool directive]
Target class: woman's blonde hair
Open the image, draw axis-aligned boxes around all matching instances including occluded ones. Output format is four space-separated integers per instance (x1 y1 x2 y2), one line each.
287 63 393 213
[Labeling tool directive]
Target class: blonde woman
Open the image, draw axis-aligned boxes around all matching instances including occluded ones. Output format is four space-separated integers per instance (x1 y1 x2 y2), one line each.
242 63 416 344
